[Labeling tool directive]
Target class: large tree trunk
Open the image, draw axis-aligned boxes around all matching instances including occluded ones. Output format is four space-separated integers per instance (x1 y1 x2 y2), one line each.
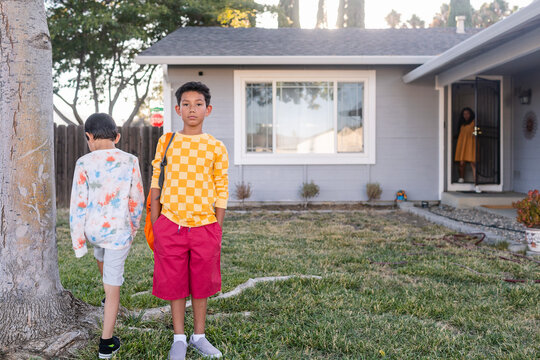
346 0 365 28
278 0 300 28
336 0 365 28
316 0 327 28
336 0 345 28
0 1 96 356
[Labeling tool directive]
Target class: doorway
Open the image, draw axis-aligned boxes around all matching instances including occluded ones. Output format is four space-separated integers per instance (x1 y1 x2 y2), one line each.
448 77 502 191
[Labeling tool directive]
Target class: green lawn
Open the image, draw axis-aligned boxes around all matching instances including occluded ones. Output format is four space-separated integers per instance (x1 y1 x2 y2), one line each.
56 208 540 359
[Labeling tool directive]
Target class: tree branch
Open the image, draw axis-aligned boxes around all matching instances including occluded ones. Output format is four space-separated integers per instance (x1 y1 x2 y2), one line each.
53 91 83 125
53 105 78 126
89 65 99 113
108 55 139 113
123 65 157 127
107 52 118 115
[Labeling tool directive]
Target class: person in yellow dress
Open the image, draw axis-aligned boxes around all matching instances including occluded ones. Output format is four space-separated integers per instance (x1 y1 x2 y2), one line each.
455 107 476 184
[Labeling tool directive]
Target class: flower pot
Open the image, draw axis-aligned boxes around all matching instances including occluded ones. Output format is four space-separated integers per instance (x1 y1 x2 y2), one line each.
525 228 540 253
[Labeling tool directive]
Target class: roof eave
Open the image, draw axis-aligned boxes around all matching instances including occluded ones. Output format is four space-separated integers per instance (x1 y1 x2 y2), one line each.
135 55 434 66
402 2 540 83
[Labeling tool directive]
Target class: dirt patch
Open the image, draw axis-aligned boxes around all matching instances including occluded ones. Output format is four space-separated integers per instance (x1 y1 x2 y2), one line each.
384 210 439 228
229 202 397 211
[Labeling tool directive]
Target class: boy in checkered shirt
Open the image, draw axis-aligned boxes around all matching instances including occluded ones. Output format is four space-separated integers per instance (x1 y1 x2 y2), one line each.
150 82 228 359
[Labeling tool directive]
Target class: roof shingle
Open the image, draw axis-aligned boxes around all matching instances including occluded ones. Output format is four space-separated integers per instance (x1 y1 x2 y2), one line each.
139 27 480 58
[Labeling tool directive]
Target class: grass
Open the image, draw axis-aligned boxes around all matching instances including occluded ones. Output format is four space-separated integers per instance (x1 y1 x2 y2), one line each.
56 208 540 359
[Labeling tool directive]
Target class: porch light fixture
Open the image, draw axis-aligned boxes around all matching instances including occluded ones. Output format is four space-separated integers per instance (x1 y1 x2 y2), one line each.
519 89 531 105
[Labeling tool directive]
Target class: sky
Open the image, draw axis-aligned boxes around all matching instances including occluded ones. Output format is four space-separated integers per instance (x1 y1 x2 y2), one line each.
256 0 535 29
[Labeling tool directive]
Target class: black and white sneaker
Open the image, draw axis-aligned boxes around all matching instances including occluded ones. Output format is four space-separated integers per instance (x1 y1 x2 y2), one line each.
99 336 120 359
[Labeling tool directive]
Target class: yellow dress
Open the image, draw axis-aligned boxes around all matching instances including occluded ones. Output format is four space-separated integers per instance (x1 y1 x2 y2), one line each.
455 122 476 162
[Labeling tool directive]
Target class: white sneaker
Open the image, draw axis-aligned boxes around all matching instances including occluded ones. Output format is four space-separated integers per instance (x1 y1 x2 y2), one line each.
457 178 464 183
475 186 482 193
168 341 187 360
189 335 222 358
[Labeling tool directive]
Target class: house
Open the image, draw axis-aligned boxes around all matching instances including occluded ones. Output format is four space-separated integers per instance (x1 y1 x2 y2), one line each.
136 2 540 204
403 3 540 203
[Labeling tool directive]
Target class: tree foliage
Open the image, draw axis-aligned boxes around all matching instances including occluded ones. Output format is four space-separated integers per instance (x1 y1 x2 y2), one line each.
472 0 517 28
218 7 255 27
430 0 517 29
385 9 401 29
430 3 450 27
385 10 424 29
407 14 425 29
47 0 261 125
447 0 473 27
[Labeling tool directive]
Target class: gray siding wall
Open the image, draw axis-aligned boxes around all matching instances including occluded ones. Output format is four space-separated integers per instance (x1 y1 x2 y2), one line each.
502 75 513 191
513 71 540 193
167 66 439 202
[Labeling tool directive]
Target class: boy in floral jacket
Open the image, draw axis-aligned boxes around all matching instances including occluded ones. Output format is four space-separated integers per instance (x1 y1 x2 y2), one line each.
70 113 144 359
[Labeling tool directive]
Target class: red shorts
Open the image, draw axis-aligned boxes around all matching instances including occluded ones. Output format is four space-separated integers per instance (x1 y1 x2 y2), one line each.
152 215 222 300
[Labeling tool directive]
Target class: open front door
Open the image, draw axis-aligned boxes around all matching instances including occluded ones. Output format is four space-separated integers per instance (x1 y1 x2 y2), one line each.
475 77 501 185
448 77 503 192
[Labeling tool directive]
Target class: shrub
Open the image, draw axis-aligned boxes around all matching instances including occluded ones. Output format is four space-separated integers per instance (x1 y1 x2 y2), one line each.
513 189 540 228
366 182 382 201
235 182 252 209
300 181 320 208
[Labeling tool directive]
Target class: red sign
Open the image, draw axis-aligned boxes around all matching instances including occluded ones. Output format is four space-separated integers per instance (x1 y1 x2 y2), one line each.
150 113 163 127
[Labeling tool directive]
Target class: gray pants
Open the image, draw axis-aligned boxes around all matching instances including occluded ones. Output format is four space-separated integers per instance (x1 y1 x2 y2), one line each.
94 246 131 286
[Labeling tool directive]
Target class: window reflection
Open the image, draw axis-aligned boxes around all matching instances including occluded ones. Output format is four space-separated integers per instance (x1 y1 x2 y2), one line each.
245 81 364 154
276 82 333 153
338 83 364 153
246 83 272 152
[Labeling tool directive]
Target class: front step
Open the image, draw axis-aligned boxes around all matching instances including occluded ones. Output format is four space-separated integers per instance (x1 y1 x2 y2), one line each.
441 191 526 209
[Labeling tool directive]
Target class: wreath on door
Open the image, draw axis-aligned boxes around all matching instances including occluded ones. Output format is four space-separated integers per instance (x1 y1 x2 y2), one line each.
523 111 537 139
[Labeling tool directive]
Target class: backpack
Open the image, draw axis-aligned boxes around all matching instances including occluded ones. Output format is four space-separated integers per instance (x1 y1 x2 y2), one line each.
395 189 407 202
144 132 176 251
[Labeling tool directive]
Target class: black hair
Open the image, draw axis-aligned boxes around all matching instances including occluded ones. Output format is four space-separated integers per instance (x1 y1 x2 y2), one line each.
84 113 118 141
458 107 475 127
175 81 211 106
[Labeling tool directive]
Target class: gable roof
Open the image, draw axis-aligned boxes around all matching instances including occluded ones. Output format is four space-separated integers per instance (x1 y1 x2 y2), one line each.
403 2 540 84
136 27 480 66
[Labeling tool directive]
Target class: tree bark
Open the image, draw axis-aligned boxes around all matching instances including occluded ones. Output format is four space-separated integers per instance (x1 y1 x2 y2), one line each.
336 0 345 28
0 0 95 353
346 0 365 28
278 0 300 27
316 0 327 28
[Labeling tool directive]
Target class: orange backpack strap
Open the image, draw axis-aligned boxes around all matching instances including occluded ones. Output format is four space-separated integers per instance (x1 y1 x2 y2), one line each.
145 132 175 251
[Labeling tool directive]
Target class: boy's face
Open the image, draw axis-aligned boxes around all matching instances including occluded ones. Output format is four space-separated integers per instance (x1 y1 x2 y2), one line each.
175 91 212 130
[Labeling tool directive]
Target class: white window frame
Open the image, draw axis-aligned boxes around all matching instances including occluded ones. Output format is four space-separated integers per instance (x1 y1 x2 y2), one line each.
234 70 376 165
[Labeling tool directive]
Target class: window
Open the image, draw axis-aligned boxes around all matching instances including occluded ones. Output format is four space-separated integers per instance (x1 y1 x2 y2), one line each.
234 70 376 164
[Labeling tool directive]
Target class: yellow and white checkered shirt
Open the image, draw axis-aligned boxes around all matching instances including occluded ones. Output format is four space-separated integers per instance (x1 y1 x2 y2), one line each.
151 132 229 227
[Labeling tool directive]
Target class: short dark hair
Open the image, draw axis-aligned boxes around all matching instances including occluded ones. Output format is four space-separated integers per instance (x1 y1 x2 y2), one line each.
84 113 118 141
175 81 211 106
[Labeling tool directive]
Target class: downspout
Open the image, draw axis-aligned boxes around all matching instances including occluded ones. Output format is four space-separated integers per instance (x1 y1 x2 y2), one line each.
436 75 445 200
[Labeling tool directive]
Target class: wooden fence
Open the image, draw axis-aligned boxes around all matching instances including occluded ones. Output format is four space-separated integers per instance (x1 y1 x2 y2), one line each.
54 124 163 208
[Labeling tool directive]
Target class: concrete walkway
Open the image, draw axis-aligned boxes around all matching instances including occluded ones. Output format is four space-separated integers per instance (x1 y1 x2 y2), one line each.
476 205 517 219
441 191 525 209
398 202 528 253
